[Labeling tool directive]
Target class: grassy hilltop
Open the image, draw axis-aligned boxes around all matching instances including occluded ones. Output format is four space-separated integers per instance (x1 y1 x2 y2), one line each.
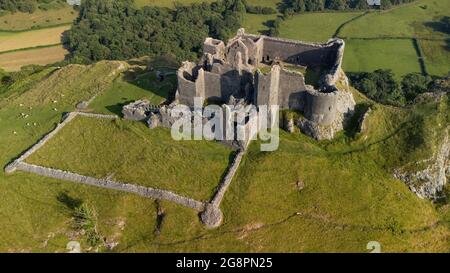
0 60 448 252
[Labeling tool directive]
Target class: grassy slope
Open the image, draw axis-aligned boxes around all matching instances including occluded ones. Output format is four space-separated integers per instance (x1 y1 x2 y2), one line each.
0 61 448 252
89 69 176 115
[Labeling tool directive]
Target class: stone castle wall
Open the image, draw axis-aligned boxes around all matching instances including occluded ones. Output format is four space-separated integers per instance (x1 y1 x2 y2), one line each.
175 29 355 140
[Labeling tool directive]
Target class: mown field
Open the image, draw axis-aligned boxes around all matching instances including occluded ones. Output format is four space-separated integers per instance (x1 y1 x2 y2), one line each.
0 45 67 72
0 2 75 71
0 25 69 52
0 61 449 252
0 25 70 71
0 6 77 31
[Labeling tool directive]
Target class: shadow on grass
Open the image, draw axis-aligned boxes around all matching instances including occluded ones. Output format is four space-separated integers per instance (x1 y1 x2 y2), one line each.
106 100 135 117
57 191 83 211
423 16 450 36
343 102 372 139
208 148 241 201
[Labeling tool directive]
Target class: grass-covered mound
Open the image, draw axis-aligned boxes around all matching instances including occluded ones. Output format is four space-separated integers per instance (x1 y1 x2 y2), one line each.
25 116 234 201
0 60 448 252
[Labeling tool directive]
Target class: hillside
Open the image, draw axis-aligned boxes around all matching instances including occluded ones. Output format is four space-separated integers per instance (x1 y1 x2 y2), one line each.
0 61 448 252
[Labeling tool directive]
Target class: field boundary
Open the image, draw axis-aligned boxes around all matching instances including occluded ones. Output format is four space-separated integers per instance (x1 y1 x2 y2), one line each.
0 43 63 55
0 22 72 33
3 111 205 210
333 11 369 38
4 110 245 227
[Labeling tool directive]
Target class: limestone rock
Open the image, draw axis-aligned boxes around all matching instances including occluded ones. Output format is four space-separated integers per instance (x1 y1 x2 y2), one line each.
394 128 450 200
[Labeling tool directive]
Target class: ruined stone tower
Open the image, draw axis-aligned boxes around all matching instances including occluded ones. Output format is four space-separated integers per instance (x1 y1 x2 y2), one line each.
175 28 356 140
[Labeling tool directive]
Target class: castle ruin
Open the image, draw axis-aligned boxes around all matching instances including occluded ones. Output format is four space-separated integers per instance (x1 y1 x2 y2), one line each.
174 28 356 140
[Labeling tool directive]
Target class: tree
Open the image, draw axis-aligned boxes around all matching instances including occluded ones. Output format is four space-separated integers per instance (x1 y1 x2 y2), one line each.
349 69 404 105
305 0 325 11
401 73 432 102
325 0 347 10
64 0 246 62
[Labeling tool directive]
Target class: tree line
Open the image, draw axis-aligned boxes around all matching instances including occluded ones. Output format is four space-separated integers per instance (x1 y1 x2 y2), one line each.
349 70 448 105
63 0 246 63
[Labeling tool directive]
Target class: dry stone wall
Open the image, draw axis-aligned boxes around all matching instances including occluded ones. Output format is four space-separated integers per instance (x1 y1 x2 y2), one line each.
15 162 204 211
201 149 245 228
5 110 246 227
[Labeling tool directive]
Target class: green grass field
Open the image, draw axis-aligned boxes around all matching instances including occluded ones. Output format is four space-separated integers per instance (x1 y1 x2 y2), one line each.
0 61 448 252
419 39 450 77
278 12 363 42
241 0 449 77
25 116 233 201
0 25 70 53
339 0 450 39
242 13 278 35
343 39 422 78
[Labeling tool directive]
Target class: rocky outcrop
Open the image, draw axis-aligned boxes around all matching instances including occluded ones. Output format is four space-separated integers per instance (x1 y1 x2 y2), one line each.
394 128 450 200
